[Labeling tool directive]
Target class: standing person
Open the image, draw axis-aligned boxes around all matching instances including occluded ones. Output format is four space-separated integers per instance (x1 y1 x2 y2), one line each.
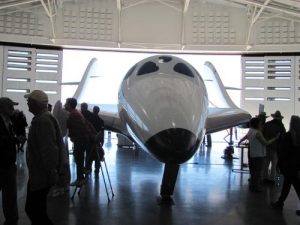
0 97 19 225
238 117 279 192
11 109 28 152
263 110 286 184
24 90 61 225
64 98 94 185
271 115 300 214
256 111 268 126
88 106 105 175
50 100 71 197
80 102 93 124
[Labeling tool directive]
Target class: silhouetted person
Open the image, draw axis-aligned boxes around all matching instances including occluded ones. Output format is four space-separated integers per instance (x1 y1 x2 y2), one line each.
272 115 300 214
87 106 105 174
256 111 268 126
65 98 94 185
80 102 93 124
0 97 19 225
11 109 28 152
238 117 279 192
263 110 286 184
24 90 61 225
51 100 71 197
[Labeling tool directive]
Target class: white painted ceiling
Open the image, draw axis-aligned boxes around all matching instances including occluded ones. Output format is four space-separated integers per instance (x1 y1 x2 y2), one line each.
1 0 300 52
1 0 300 21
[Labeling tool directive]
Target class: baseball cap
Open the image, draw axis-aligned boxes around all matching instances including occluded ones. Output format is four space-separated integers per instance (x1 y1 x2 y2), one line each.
0 97 19 107
24 90 48 105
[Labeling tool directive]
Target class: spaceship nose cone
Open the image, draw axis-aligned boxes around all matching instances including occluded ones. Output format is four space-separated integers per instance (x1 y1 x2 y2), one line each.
145 128 200 164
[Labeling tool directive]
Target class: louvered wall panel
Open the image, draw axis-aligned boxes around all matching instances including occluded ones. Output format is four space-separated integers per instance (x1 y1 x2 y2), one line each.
0 46 3 96
295 56 300 115
1 46 62 122
241 57 265 112
242 56 295 127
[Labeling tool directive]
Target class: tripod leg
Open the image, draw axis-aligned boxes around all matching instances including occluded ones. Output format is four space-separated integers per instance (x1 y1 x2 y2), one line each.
100 164 110 202
71 186 78 200
103 158 114 196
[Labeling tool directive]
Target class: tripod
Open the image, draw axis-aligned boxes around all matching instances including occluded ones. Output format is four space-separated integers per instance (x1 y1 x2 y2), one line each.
71 140 114 202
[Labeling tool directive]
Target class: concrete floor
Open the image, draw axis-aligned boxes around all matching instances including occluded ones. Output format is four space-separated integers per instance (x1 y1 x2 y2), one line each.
1 138 300 225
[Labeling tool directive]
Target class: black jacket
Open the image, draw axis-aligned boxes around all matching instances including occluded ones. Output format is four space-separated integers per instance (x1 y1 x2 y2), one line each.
0 117 17 168
277 131 300 173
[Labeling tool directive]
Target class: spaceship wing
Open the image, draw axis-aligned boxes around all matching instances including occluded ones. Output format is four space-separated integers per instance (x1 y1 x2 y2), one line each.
205 107 251 134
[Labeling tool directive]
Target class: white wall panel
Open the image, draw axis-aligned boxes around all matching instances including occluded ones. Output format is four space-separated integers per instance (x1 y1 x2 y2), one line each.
0 46 3 96
295 56 300 116
1 46 62 122
242 55 296 127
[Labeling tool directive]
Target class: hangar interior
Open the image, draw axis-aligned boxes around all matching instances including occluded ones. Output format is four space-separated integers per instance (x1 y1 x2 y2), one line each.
0 0 300 124
0 1 300 225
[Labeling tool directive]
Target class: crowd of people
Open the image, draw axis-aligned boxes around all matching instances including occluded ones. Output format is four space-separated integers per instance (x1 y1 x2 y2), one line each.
238 110 300 215
1 89 300 224
0 90 105 225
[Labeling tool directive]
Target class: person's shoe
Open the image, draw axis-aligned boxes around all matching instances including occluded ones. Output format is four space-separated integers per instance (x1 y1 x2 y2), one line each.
296 209 300 216
271 201 284 210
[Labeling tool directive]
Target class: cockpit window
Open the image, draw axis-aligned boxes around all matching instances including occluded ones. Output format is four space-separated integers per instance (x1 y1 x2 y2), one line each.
137 61 159 76
173 63 194 77
124 64 137 80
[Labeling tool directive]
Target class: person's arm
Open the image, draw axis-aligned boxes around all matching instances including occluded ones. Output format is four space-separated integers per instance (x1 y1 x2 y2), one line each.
256 130 279 146
238 134 248 146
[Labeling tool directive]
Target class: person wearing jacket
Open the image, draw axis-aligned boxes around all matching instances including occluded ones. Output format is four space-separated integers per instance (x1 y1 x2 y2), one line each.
24 90 60 225
0 97 19 225
271 115 300 215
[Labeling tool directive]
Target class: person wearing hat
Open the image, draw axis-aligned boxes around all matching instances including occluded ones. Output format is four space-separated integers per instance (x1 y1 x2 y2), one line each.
24 90 64 225
263 110 286 184
0 97 19 225
256 111 268 126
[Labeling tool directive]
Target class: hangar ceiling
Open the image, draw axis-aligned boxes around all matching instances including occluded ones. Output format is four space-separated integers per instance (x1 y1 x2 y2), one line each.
1 0 300 21
0 0 300 53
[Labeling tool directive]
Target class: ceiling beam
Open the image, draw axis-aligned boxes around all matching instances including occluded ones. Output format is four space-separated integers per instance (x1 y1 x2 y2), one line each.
226 0 300 18
0 0 40 10
116 0 122 47
252 0 271 24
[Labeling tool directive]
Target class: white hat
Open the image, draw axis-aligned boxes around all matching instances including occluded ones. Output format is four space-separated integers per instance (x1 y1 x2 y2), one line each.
24 90 48 105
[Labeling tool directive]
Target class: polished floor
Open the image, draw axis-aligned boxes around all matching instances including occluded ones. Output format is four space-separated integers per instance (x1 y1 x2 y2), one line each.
1 135 300 225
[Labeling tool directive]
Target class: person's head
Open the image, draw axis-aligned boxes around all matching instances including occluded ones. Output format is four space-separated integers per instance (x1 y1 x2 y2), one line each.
0 97 18 118
64 98 77 112
289 115 300 146
81 102 88 112
289 115 300 132
24 90 48 115
93 106 100 114
271 110 284 120
249 117 261 130
256 112 268 124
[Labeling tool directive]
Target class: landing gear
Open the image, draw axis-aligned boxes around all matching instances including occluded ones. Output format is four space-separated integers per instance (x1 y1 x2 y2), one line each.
157 163 179 205
222 127 236 159
223 145 235 159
